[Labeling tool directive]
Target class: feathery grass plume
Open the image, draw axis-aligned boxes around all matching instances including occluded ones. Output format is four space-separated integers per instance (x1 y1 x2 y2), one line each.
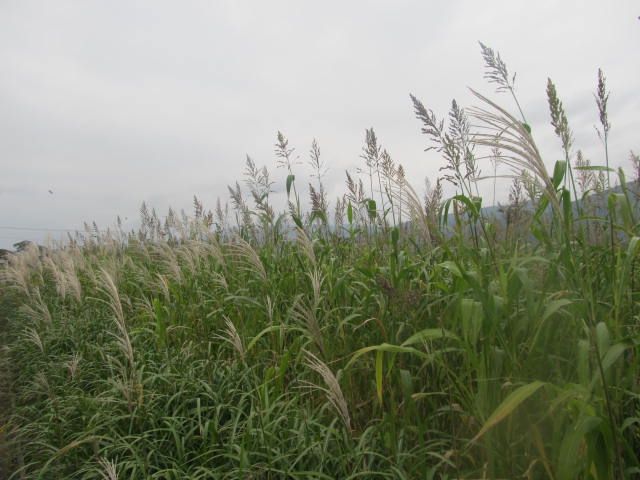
304 350 351 431
334 196 345 230
228 236 267 282
296 226 316 266
200 235 225 266
410 95 474 197
479 41 511 92
227 181 254 236
309 184 324 218
306 268 324 309
410 94 445 151
275 131 302 222
98 268 134 371
98 457 119 480
18 288 52 326
424 177 443 228
43 250 80 302
139 201 152 239
345 170 366 227
244 155 275 225
151 242 182 284
489 146 502 206
466 89 560 214
43 256 65 300
309 188 321 218
360 128 385 215
215 197 228 235
0 251 36 297
388 174 432 243
344 171 359 205
575 150 596 194
546 78 577 198
478 41 527 123
164 206 179 239
595 69 611 131
499 176 529 241
176 242 198 277
99 268 142 412
291 296 325 356
220 316 245 361
409 94 462 193
396 164 405 225
184 238 209 265
62 258 82 303
308 139 328 219
264 295 275 324
65 352 81 380
449 99 479 195
193 195 204 219
521 169 541 206
210 270 228 291
31 371 51 398
22 327 44 353
155 273 171 302
379 149 397 225
275 130 298 172
630 150 640 183
595 68 611 187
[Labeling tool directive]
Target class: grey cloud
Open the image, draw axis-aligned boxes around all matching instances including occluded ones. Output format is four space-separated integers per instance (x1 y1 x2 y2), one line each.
0 0 638 248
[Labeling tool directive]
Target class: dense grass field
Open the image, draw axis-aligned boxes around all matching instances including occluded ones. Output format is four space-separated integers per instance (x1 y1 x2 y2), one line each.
1 46 639 479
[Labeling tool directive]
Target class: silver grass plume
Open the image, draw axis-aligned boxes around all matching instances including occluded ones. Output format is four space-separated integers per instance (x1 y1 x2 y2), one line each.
219 316 245 361
296 226 316 266
466 89 560 214
98 457 119 480
291 295 325 356
228 236 267 282
304 350 351 431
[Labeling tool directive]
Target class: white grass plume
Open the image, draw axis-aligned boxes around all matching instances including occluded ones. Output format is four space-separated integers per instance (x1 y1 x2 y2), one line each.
306 268 324 309
228 236 267 282
467 89 560 214
98 268 135 371
296 226 316 266
19 288 52 326
98 457 119 480
291 296 325 357
304 350 351 431
218 316 245 361
389 175 431 241
23 327 44 353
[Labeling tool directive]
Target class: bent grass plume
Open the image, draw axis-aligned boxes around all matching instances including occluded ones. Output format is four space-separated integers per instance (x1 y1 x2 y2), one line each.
304 350 351 432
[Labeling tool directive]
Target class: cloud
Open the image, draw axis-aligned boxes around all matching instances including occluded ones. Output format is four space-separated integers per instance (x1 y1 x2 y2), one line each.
0 0 638 248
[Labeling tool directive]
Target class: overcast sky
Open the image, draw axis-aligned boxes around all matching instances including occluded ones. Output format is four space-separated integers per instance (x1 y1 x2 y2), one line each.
1 1 638 248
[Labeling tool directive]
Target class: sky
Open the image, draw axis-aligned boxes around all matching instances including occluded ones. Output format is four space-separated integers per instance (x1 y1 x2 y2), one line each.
1 0 638 248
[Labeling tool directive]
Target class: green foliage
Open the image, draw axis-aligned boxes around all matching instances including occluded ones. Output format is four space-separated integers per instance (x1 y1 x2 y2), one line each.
1 44 639 479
